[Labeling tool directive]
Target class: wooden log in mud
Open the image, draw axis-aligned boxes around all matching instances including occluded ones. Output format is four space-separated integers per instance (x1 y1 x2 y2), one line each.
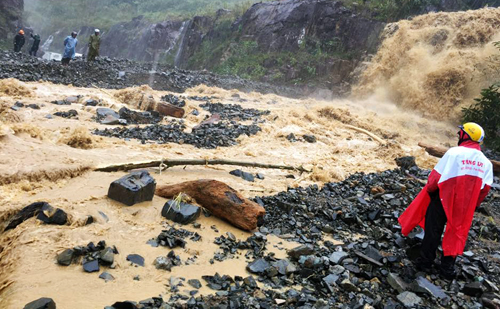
418 142 500 173
156 179 265 231
95 159 310 173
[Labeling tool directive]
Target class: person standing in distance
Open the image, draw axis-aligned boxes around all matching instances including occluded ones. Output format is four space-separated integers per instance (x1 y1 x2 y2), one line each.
62 31 78 66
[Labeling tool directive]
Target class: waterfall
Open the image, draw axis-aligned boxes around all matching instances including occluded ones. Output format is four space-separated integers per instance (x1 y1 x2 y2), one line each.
174 20 192 68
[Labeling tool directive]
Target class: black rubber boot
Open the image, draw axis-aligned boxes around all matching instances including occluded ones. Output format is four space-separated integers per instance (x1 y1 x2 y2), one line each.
440 256 457 280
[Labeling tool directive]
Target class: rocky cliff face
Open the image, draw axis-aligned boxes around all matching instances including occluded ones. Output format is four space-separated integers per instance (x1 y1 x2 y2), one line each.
101 17 185 63
237 0 382 54
0 0 24 44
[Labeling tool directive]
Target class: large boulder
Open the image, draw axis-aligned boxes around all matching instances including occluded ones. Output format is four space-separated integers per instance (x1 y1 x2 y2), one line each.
107 171 156 206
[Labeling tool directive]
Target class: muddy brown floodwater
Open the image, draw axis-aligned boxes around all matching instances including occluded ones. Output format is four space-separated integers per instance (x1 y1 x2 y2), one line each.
0 79 454 308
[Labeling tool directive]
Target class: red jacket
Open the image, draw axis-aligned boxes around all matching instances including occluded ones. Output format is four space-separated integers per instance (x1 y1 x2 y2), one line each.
399 141 493 256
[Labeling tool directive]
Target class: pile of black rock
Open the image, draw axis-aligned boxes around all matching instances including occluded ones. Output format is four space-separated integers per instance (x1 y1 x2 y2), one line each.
0 50 301 97
148 226 202 249
93 120 262 149
199 102 271 121
161 94 186 108
56 240 118 274
105 164 500 309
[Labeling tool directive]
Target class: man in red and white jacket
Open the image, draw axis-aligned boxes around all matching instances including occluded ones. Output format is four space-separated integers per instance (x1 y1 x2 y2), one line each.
399 123 493 279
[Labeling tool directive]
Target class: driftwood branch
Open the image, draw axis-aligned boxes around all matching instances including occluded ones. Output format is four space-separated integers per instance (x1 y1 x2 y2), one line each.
95 159 311 173
344 124 386 145
419 142 500 173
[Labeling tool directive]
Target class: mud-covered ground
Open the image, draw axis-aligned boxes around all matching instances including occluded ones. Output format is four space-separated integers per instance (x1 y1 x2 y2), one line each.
2 77 499 308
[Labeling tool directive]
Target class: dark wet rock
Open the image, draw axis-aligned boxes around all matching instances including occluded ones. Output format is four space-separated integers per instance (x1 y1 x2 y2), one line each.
108 170 156 206
85 99 99 106
462 281 484 296
188 279 202 289
329 251 349 264
412 276 449 300
288 244 314 260
57 249 75 266
286 133 297 142
97 108 120 122
127 254 145 267
303 134 317 143
53 109 78 119
229 169 255 182
83 259 100 273
247 258 271 274
23 297 56 309
51 99 71 105
84 215 94 225
339 278 359 292
110 301 138 309
27 104 40 109
36 204 68 225
154 251 181 271
387 272 409 293
118 107 162 124
161 200 201 224
397 291 422 307
395 156 417 170
99 271 115 282
5 202 47 230
100 247 115 265
153 226 201 249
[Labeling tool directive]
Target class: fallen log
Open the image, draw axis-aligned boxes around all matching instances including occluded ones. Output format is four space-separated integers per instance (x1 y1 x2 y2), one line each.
419 142 500 173
95 159 310 173
156 179 265 231
344 124 386 145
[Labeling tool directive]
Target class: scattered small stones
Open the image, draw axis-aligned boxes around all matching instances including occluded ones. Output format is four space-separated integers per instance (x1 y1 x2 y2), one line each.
57 240 118 275
23 297 56 309
161 200 201 224
53 109 78 119
51 99 71 105
107 170 156 206
126 254 145 267
151 226 201 249
213 233 266 262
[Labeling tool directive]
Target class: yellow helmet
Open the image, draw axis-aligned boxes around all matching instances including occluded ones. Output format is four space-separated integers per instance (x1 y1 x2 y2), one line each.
459 122 485 143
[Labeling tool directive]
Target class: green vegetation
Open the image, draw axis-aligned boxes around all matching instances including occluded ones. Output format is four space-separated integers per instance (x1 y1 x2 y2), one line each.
186 16 354 85
24 0 262 34
462 41 500 151
462 85 500 151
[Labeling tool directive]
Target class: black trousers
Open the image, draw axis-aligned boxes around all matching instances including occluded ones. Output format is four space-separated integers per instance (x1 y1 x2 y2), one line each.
420 190 455 269
29 49 38 56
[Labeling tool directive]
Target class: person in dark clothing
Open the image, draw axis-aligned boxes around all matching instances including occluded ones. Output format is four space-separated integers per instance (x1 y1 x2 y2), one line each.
29 33 41 56
14 30 25 52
